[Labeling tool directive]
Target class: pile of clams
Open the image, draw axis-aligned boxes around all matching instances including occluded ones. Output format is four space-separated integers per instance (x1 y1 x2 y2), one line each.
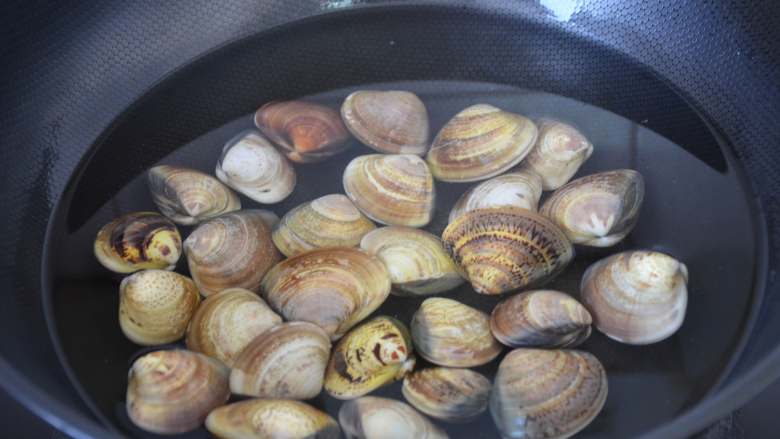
92 89 690 438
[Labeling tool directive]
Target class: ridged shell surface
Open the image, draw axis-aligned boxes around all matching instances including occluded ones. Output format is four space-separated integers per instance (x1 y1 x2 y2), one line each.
148 165 240 225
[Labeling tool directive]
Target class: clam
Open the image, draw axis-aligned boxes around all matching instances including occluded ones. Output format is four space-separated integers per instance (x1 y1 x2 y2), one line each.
255 100 350 163
518 119 594 190
539 169 644 247
261 247 391 340
580 250 688 344
184 210 281 296
426 104 538 182
402 367 491 423
343 154 435 227
230 322 331 399
254 208 281 228
490 290 592 348
448 170 543 223
148 165 240 225
206 399 340 439
185 288 282 366
360 227 463 296
215 130 296 204
442 207 574 295
272 194 376 257
127 350 230 434
411 298 502 367
119 270 200 345
324 316 415 400
341 90 430 155
94 212 181 273
490 349 607 439
339 397 448 439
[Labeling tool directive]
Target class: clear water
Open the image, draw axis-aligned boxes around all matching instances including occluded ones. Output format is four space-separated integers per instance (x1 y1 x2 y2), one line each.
49 81 758 438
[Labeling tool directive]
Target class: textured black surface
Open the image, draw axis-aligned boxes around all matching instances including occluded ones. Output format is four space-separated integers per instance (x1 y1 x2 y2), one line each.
0 1 778 438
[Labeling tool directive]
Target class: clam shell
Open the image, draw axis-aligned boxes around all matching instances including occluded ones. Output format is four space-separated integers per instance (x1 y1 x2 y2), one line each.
206 399 341 439
360 226 463 296
94 212 181 273
490 349 607 439
490 290 592 348
411 298 502 367
341 90 430 155
402 367 491 423
540 169 644 247
339 397 448 439
324 316 415 400
518 119 594 190
230 322 331 399
273 194 376 257
448 170 543 223
215 130 296 203
343 154 435 227
119 270 200 345
426 104 538 182
255 100 350 163
580 250 688 345
127 350 230 434
185 288 282 366
148 165 240 225
442 207 574 295
184 210 281 297
261 247 391 340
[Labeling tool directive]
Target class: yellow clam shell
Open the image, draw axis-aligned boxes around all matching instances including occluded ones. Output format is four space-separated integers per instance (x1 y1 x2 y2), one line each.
360 226 463 296
324 316 415 400
94 211 181 273
442 207 574 295
127 350 230 434
261 247 391 340
426 104 538 182
230 321 331 399
206 399 341 439
185 288 282 366
119 270 200 346
490 349 608 439
147 165 240 225
272 194 376 257
402 367 491 423
411 298 502 367
343 154 435 227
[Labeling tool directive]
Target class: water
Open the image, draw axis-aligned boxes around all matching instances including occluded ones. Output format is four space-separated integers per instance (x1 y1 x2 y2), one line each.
47 81 758 438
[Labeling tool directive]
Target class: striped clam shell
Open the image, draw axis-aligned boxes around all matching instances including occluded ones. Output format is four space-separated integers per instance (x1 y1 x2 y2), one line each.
94 211 181 273
426 104 538 182
580 250 688 345
324 316 415 400
255 100 350 163
402 367 491 423
148 165 240 225
215 130 296 204
448 170 543 223
359 226 463 296
206 399 340 439
411 297 502 368
184 210 281 297
272 194 376 257
540 169 644 247
490 349 607 439
230 322 331 399
127 350 230 434
517 119 594 190
490 290 592 348
343 154 435 227
341 90 430 155
442 207 574 295
261 247 391 340
339 397 448 439
185 288 282 366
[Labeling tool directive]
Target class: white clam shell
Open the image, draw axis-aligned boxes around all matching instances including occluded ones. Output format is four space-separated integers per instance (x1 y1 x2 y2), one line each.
448 170 543 223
